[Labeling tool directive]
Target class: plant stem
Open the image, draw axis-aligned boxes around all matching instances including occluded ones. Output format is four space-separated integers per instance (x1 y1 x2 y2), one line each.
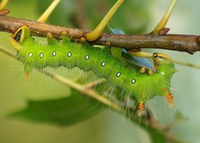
0 15 200 54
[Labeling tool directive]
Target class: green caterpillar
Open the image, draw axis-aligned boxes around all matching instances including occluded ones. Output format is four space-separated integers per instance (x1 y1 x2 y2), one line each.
10 26 176 116
0 0 177 116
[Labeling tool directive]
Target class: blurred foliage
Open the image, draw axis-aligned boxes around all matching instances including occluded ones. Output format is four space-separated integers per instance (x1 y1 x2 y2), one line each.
10 89 103 126
37 0 152 34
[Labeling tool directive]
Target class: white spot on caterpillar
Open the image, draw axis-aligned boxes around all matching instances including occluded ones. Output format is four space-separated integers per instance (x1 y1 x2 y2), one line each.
116 72 121 77
28 52 33 57
101 61 106 67
67 52 72 57
85 54 89 60
40 52 44 58
161 72 165 75
52 51 56 57
131 78 136 84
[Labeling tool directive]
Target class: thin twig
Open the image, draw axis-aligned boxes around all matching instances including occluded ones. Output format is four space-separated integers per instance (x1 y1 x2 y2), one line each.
172 59 200 69
0 15 200 54
83 78 106 89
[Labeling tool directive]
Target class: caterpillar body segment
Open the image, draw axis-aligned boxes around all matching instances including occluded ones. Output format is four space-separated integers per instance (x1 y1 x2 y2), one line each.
10 26 176 116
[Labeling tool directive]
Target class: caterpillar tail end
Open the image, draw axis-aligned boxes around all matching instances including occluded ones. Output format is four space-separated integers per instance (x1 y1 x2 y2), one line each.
138 102 144 117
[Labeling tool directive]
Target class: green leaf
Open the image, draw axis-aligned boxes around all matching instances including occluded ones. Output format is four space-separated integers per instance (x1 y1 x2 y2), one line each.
142 124 186 143
139 115 187 143
146 127 166 143
9 90 103 126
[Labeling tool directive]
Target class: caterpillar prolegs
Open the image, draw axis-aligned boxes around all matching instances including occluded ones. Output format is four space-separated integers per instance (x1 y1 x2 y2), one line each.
3 0 176 116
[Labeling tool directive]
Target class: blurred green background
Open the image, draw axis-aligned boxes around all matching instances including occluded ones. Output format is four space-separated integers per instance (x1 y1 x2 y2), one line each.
0 0 200 143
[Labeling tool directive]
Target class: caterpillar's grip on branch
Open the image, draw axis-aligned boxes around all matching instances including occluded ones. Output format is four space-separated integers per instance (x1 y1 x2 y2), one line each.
10 26 176 116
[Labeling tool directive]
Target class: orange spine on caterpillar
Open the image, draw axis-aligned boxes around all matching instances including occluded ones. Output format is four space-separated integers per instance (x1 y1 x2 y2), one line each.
138 102 144 117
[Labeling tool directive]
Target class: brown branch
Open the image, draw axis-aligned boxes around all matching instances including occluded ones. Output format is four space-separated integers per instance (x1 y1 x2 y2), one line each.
0 15 200 54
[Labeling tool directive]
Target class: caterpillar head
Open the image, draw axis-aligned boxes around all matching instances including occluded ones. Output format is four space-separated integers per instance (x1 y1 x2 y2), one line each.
10 25 30 51
152 53 175 78
153 53 172 65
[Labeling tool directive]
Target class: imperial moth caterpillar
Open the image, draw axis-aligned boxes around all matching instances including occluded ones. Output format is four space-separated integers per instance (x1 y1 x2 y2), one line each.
0 0 177 116
10 26 176 116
